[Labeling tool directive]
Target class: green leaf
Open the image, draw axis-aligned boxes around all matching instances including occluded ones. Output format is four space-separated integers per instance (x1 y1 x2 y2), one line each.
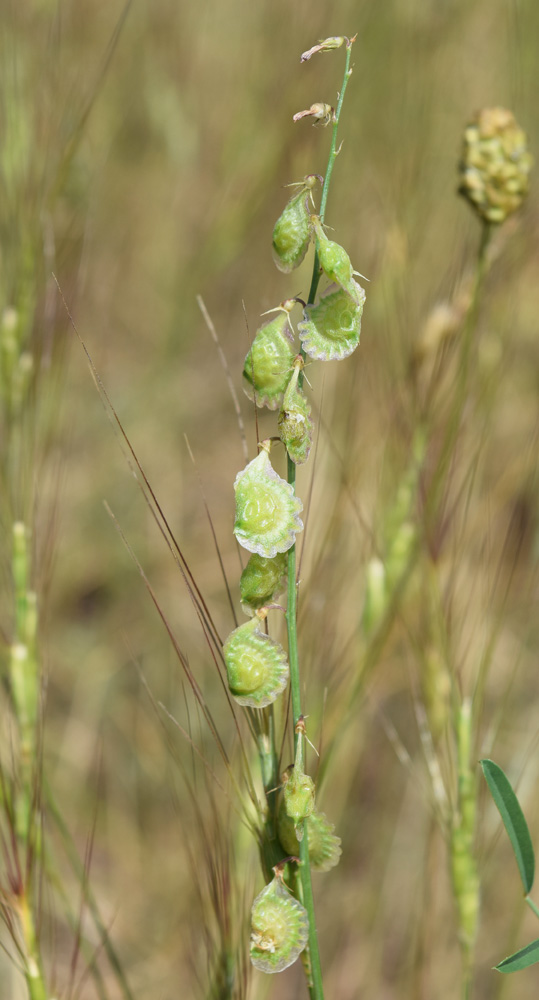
496 938 539 974
480 759 535 894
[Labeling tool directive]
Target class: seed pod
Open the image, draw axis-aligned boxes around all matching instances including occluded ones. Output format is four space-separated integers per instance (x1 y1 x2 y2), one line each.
250 871 309 973
458 107 532 224
278 358 313 464
240 552 288 614
298 282 365 361
243 302 296 410
223 609 289 708
277 804 342 872
234 442 303 557
272 175 319 273
311 216 362 303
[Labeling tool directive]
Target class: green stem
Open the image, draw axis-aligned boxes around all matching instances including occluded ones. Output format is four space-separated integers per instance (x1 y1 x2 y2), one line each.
286 36 356 1000
307 39 355 308
525 896 539 921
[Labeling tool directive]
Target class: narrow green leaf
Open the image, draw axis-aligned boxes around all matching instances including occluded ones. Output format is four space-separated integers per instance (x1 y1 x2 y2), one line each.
496 938 539 974
480 759 535 894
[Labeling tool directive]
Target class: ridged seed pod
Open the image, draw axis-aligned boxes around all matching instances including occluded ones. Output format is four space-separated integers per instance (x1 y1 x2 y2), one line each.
240 552 288 614
277 804 342 873
311 216 361 302
283 765 315 840
458 107 532 224
243 303 296 410
297 282 365 361
223 609 289 708
278 358 313 464
272 175 319 273
234 443 303 557
250 872 309 973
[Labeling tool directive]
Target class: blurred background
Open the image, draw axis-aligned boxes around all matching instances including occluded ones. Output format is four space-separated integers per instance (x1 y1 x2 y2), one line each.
1 0 539 997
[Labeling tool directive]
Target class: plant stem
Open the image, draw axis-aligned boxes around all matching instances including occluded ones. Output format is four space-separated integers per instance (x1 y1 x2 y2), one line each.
286 37 356 1000
525 896 539 920
307 39 355 308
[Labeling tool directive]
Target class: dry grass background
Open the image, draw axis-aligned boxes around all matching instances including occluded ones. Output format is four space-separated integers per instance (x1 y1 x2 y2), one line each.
1 0 539 997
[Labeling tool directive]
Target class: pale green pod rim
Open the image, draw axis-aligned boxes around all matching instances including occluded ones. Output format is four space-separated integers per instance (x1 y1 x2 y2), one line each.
242 310 296 410
223 613 289 708
250 873 309 973
297 282 365 361
234 446 303 557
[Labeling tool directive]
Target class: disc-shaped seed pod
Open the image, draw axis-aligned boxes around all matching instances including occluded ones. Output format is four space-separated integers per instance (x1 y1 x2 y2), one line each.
277 803 342 873
458 107 532 224
278 359 313 465
272 175 319 273
243 303 296 410
297 282 365 361
240 552 288 614
234 443 303 557
223 609 289 708
311 216 361 303
250 872 309 973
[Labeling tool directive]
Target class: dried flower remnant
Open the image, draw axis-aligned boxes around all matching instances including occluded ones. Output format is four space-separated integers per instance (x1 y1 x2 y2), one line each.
458 107 532 224
233 441 303 557
242 301 297 408
292 103 335 127
250 867 309 973
223 608 289 708
301 36 346 62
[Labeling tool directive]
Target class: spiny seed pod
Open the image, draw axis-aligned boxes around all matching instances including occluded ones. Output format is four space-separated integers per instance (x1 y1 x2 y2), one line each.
272 175 320 273
234 442 303 557
243 302 297 410
278 803 342 872
240 552 288 615
223 608 289 708
278 357 313 464
311 216 362 303
297 282 365 361
250 870 309 973
458 107 532 224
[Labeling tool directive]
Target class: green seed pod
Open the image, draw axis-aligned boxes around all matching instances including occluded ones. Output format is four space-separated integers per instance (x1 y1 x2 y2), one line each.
272 175 319 273
278 358 313 464
311 216 361 302
240 552 288 614
284 765 315 838
458 107 532 224
278 804 342 872
234 442 303 557
250 871 309 973
243 302 296 410
297 282 365 361
223 608 289 708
